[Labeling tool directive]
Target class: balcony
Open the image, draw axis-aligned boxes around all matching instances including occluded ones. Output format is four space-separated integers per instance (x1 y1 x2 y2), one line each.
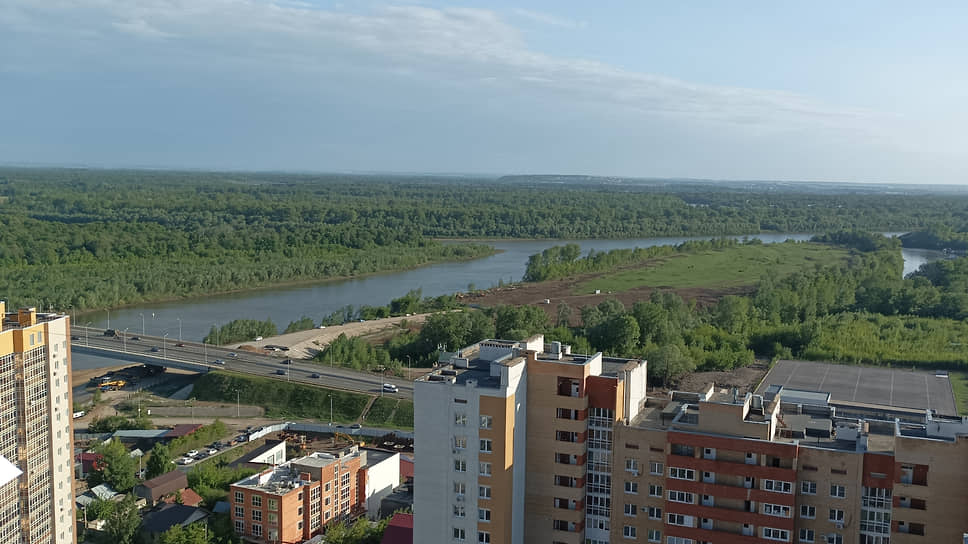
896 497 925 510
665 525 763 544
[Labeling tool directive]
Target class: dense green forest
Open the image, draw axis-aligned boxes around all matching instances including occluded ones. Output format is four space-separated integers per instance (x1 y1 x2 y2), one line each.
4 168 968 310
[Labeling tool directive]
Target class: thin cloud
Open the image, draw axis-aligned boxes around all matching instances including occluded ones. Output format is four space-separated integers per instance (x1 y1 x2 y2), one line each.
512 8 587 29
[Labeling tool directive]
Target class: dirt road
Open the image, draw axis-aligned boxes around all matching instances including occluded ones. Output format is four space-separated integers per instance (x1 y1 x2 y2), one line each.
230 313 433 358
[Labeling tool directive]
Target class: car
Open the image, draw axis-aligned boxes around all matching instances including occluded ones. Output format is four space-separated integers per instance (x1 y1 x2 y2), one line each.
276 369 286 375
178 457 193 465
206 448 218 456
280 358 292 364
131 336 141 341
70 335 79 341
310 373 321 379
186 450 199 457
382 383 399 393
350 423 362 430
175 342 185 347
150 346 160 352
228 352 237 357
213 359 225 365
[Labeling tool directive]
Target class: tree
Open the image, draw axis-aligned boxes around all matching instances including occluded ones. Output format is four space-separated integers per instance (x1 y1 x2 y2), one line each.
555 301 572 327
645 344 695 386
159 522 208 544
91 438 136 492
146 442 174 479
103 495 140 544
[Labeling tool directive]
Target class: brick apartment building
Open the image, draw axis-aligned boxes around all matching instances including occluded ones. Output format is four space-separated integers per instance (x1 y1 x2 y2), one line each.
231 446 398 543
414 335 968 544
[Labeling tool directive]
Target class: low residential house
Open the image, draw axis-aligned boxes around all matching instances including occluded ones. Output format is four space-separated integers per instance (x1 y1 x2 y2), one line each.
75 483 119 510
134 470 189 505
160 487 204 508
164 423 203 439
379 512 413 544
76 452 104 478
140 503 209 544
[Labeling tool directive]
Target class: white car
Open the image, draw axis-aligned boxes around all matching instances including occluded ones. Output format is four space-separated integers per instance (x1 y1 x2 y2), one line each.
186 450 199 458
382 383 398 393
206 448 218 456
178 457 194 465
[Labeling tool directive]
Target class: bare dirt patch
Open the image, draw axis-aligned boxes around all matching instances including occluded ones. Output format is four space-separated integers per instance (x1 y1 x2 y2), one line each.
671 362 771 397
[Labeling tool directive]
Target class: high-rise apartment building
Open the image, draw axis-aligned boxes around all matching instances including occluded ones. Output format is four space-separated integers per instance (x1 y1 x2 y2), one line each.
414 336 968 544
0 303 76 544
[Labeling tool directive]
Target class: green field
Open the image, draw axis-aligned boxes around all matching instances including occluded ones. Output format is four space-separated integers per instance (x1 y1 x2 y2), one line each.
364 397 415 429
578 242 849 293
950 371 968 415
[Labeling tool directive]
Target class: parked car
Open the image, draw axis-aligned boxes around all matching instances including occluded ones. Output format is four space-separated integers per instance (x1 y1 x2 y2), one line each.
177 457 193 465
206 448 218 456
382 383 399 393
186 450 199 457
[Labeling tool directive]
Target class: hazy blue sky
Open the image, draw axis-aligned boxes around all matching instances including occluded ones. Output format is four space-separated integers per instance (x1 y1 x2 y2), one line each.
2 1 965 183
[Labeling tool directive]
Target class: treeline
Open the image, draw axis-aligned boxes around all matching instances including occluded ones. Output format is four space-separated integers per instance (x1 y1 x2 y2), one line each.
204 319 277 345
3 167 966 310
900 226 968 250
524 238 742 282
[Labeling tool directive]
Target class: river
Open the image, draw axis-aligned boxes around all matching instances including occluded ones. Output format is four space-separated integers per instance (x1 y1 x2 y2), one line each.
73 233 943 347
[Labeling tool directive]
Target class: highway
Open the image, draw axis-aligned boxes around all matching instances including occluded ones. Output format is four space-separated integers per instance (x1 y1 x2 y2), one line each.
71 326 414 398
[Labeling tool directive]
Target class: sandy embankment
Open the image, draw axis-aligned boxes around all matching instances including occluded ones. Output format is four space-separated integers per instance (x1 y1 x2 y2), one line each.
231 313 433 359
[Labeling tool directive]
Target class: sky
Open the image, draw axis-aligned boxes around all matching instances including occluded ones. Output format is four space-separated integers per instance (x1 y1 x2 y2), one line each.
1 1 966 184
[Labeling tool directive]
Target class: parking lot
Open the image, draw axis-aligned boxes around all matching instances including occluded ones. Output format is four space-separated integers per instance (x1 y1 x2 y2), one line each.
756 360 957 415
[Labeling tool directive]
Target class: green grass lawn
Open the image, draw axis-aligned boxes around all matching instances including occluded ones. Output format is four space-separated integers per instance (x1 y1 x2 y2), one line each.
365 397 398 425
950 371 968 415
578 242 848 293
391 401 414 428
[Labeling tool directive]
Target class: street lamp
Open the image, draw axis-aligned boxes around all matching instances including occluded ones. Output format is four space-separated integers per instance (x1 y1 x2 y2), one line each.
122 328 129 353
106 308 110 329
139 313 145 336
163 332 169 361
176 317 182 342
236 389 241 418
84 322 92 346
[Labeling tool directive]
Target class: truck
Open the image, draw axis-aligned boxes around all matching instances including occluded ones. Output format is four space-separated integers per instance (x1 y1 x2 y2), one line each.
99 380 127 391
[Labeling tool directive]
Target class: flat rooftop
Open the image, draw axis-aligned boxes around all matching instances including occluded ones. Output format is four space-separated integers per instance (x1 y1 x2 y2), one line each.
756 360 957 416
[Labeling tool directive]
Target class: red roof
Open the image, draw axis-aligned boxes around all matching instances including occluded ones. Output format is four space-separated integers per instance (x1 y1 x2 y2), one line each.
399 457 413 480
77 453 104 470
164 424 203 438
161 488 204 508
380 513 413 544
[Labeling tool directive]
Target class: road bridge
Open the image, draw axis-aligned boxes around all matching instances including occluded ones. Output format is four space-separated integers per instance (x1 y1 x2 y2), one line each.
70 326 414 398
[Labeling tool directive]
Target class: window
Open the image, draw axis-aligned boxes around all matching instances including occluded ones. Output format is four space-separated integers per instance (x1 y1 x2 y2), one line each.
648 484 663 497
454 458 467 472
667 513 691 526
669 467 695 480
830 484 846 498
453 528 466 541
479 509 491 522
234 506 244 518
480 439 492 453
478 532 490 543
480 415 492 429
268 513 277 524
667 538 694 544
454 436 467 449
668 490 694 504
762 528 790 541
479 462 491 476
552 520 570 531
623 526 637 538
297 521 303 530
648 528 661 542
479 486 491 499
625 458 639 473
800 505 816 519
555 431 577 443
252 524 263 537
648 506 662 520
556 408 575 419
763 503 791 517
624 482 638 494
801 481 817 495
453 505 465 518
649 461 663 475
251 495 262 507
554 475 577 487
799 529 815 543
763 479 792 493
267 498 277 511
234 520 244 534
251 510 262 522
453 482 466 496
829 509 844 522
325 482 332 492
455 413 467 426
826 535 843 544
235 491 244 503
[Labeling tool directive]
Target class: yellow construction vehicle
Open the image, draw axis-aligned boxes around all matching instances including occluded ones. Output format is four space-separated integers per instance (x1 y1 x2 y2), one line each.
99 380 127 391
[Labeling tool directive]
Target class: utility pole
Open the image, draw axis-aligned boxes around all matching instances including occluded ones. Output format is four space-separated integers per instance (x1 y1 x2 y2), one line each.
163 333 169 362
177 317 182 342
106 308 110 329
84 322 92 346
236 390 240 418
122 328 129 353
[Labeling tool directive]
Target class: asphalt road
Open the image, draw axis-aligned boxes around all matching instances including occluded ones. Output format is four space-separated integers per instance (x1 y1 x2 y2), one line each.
72 326 414 398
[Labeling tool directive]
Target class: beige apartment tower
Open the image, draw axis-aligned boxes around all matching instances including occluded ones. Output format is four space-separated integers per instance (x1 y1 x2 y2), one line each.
0 303 76 544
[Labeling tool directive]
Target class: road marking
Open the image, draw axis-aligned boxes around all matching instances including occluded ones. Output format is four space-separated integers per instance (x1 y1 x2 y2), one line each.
890 372 895 407
851 369 862 401
817 363 831 391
